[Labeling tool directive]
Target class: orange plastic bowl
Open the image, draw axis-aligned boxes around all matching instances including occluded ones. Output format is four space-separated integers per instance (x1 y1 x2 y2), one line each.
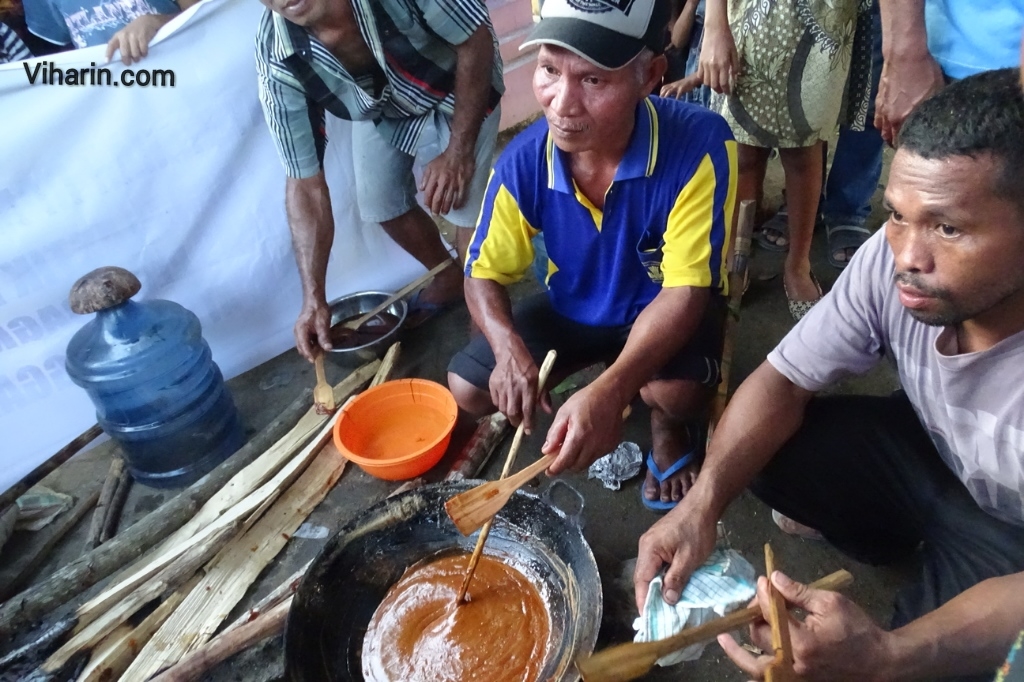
333 378 458 481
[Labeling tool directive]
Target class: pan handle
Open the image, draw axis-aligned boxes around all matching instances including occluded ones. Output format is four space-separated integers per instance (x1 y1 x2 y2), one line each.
541 480 586 530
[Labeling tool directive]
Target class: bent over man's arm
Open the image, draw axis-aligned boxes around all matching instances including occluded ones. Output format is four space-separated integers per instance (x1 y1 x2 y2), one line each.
286 173 335 362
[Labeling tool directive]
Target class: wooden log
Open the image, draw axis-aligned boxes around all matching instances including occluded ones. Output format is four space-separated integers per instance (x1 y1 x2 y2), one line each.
121 443 346 680
0 490 101 604
0 424 103 515
98 464 131 544
75 401 348 630
0 387 312 639
41 522 239 673
84 458 124 552
147 596 292 682
75 574 201 682
445 413 511 481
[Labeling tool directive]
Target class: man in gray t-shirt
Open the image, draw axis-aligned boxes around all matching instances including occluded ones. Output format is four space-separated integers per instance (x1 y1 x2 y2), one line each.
634 68 1024 681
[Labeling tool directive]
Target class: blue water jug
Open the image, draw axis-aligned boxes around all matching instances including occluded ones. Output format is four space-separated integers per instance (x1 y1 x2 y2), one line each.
65 267 244 488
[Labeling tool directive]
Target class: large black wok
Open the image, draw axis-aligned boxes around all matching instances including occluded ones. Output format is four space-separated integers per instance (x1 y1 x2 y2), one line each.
285 480 602 682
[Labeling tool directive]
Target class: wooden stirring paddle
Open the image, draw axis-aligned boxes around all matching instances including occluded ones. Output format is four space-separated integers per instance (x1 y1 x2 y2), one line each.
313 353 335 414
453 349 558 605
574 568 853 682
447 402 633 536
343 259 452 332
447 454 555 536
764 543 801 681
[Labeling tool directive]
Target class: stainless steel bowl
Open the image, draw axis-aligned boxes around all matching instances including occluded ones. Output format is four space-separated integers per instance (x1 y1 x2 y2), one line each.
326 291 408 366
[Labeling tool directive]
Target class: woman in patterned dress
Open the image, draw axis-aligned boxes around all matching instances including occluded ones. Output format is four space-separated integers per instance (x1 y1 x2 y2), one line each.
699 0 868 320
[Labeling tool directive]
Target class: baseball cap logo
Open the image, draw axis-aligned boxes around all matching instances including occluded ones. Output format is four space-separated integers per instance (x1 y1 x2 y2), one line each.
565 0 636 14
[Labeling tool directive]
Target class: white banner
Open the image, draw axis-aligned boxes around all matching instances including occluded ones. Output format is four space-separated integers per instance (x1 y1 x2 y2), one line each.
0 0 424 494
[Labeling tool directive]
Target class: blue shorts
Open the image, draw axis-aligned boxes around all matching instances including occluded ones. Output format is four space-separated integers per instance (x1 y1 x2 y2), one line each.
448 292 726 391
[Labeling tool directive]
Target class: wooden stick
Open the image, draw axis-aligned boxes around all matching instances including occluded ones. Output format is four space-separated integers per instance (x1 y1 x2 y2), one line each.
0 387 312 639
84 457 123 552
121 443 346 680
0 489 100 604
0 424 103 514
370 342 401 388
148 596 292 682
709 199 757 442
346 261 452 331
455 350 557 604
99 463 131 543
764 544 800 682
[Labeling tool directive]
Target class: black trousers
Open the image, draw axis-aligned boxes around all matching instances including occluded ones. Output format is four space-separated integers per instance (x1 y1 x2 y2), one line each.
751 394 1024 681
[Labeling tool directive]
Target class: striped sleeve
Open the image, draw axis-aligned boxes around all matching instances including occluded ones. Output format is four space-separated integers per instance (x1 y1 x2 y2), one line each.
465 169 538 285
661 137 737 292
255 16 321 179
0 23 32 63
414 0 490 45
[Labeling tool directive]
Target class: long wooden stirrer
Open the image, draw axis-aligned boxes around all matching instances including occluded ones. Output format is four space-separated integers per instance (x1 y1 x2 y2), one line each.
574 568 852 682
764 543 801 681
454 349 558 605
344 260 452 331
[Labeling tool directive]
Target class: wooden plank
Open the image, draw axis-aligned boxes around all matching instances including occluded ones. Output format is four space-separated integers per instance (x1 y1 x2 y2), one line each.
121 442 347 680
75 574 200 682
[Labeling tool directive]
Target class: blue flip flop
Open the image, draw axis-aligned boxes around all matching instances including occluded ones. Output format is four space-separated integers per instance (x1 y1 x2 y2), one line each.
641 449 697 512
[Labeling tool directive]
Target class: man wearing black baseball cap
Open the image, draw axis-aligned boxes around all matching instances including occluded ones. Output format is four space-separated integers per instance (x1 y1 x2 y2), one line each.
449 0 739 512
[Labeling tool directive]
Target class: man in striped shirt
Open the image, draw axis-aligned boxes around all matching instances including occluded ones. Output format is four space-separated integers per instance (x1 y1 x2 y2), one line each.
1 22 31 62
255 0 503 361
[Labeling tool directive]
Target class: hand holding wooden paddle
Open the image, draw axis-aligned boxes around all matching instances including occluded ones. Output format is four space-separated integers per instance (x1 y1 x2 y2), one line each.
574 564 853 682
450 349 558 604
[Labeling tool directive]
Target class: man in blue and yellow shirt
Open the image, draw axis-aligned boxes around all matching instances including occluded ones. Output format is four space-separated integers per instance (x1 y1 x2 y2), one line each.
447 0 738 510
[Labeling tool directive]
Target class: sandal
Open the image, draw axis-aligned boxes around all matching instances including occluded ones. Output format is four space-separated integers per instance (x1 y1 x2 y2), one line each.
754 208 790 252
784 271 823 322
826 223 872 270
640 449 697 512
641 422 705 512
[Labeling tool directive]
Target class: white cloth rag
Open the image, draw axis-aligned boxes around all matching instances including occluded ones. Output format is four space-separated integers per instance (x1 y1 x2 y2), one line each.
633 548 757 666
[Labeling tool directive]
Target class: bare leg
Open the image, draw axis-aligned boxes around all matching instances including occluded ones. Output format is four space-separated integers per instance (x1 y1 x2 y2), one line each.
738 144 770 223
380 206 464 306
778 142 824 301
640 379 714 504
